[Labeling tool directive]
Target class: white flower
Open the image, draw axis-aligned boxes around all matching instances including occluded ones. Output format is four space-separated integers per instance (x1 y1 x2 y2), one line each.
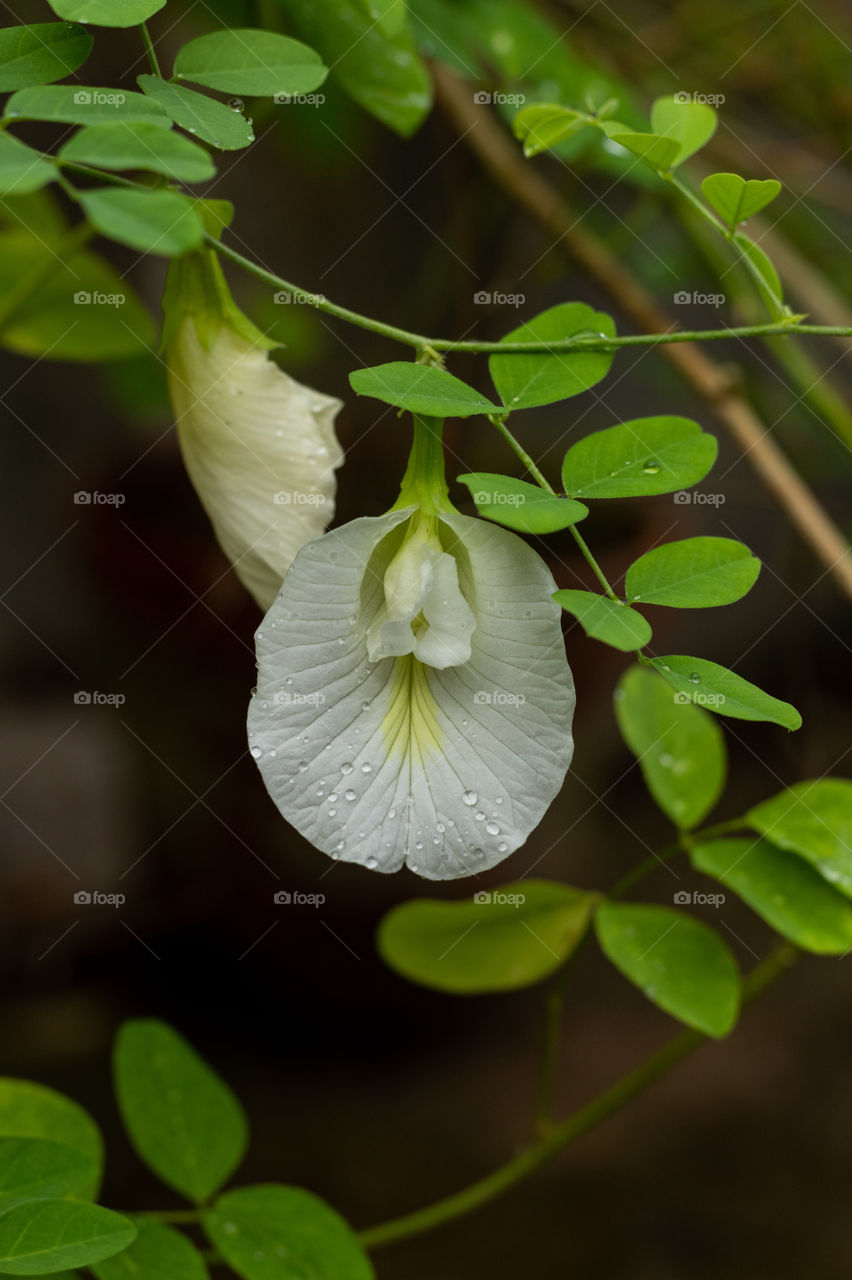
164 249 343 610
247 507 575 880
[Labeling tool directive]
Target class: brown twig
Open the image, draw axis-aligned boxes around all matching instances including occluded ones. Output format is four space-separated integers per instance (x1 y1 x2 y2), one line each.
431 61 852 599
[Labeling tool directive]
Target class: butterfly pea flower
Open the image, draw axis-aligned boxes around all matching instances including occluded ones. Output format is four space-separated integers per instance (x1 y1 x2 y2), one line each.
163 245 343 610
248 419 575 879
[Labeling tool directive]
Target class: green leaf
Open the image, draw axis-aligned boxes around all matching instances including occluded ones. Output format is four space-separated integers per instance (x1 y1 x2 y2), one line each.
0 22 93 91
60 123 215 182
607 131 681 170
457 472 588 533
91 1220 209 1280
0 1201 135 1275
733 231 785 317
0 135 54 197
691 837 852 955
377 881 596 994
174 29 326 97
0 229 155 361
47 0 166 26
270 0 431 136
349 362 498 417
554 590 651 652
0 1080 102 1200
77 187 204 257
137 76 254 151
701 172 782 229
5 86 171 127
624 537 760 608
488 303 616 409
0 1139 96 1207
747 779 852 897
650 96 717 165
561 416 717 499
594 902 740 1037
614 665 725 828
513 103 588 156
203 1185 373 1280
650 656 801 730
113 1019 248 1205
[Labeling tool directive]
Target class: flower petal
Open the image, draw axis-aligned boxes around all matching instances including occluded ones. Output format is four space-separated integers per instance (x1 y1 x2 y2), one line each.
248 510 575 880
168 320 343 609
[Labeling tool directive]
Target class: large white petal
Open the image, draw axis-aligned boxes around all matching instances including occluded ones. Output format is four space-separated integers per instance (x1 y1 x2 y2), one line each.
248 510 575 880
167 320 343 610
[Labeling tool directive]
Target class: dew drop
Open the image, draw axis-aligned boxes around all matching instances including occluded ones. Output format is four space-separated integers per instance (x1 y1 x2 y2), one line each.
486 821 500 835
689 672 701 684
341 762 354 775
366 857 378 869
328 808 337 816
462 790 478 806
659 753 674 767
344 789 357 801
249 746 262 759
415 841 424 850
328 793 338 803
642 460 661 475
298 761 308 772
475 811 486 822
361 762 372 773
498 842 508 852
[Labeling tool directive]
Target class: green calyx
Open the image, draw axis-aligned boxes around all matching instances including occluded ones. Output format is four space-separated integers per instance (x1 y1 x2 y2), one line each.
392 415 454 516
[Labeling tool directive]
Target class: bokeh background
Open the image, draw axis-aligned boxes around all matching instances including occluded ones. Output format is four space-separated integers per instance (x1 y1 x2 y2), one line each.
1 0 851 1276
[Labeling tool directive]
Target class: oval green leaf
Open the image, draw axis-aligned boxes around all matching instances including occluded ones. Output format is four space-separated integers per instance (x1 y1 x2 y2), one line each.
650 96 717 165
350 362 498 417
650 656 801 730
457 472 588 532
625 536 760 608
747 778 852 897
554 590 651 652
61 122 215 182
562 416 717 499
513 103 588 156
377 880 596 994
489 302 616 409
692 836 852 955
733 231 785 317
0 1201 135 1276
47 0 166 26
0 22 92 91
174 29 327 97
137 76 254 150
607 131 681 170
594 902 740 1037
614 665 725 828
203 1185 374 1280
701 172 782 229
91 1220 209 1280
5 85 171 127
77 187 204 257
0 1080 102 1200
0 135 54 196
113 1019 248 1205
0 1139 96 1207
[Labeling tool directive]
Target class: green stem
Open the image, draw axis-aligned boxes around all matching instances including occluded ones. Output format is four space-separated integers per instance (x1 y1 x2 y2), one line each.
394 415 451 514
533 986 565 1138
606 817 748 900
358 942 795 1250
139 21 162 77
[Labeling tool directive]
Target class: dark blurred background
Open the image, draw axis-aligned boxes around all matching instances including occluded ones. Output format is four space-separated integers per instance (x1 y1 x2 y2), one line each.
1 0 851 1276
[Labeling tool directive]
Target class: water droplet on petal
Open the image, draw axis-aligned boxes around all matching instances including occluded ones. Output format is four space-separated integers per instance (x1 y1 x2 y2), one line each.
250 746 262 759
475 811 486 822
486 821 500 835
344 789 357 801
341 762 354 775
462 790 478 806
